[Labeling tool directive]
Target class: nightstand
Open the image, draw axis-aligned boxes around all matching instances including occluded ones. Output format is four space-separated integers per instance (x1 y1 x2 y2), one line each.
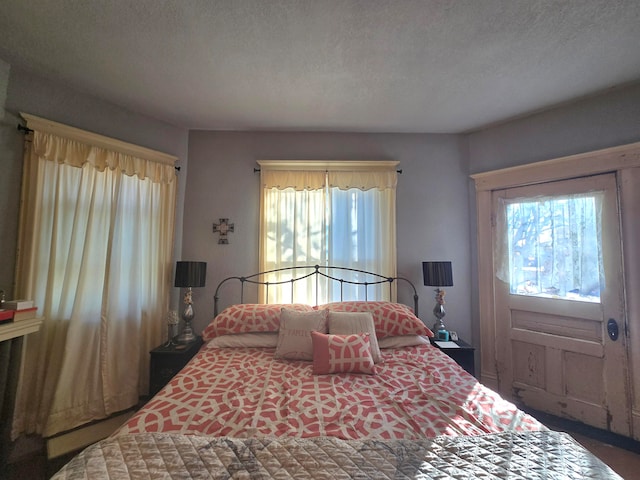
149 337 203 396
430 337 476 377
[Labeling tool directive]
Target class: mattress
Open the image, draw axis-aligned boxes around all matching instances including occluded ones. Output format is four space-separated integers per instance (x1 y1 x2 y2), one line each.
51 430 622 479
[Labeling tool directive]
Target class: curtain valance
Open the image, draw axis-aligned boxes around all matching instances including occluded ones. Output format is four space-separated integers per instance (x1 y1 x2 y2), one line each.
259 160 399 191
328 170 397 191
32 131 175 184
261 170 326 191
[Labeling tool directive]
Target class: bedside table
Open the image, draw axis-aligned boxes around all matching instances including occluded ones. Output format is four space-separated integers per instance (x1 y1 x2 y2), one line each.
430 337 476 377
149 337 203 396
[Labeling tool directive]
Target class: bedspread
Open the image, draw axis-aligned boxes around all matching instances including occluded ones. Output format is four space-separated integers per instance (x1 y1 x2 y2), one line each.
51 431 621 479
118 344 542 439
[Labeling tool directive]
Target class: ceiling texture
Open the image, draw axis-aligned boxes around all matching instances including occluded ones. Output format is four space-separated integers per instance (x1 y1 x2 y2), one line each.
1 0 639 133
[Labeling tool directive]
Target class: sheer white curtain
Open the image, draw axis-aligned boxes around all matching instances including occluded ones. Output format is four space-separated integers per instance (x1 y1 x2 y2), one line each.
259 162 397 304
12 122 176 438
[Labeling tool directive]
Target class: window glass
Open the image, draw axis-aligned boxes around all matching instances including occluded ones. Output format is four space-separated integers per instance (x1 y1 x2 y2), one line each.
506 193 603 302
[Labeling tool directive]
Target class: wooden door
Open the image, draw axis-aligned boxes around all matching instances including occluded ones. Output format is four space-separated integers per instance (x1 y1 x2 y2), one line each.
493 173 630 435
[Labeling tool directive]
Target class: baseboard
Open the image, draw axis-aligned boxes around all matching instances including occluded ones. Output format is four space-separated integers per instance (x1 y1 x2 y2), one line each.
480 372 498 391
46 411 134 459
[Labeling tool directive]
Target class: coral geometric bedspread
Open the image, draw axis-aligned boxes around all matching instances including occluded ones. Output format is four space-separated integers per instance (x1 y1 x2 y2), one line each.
118 344 543 440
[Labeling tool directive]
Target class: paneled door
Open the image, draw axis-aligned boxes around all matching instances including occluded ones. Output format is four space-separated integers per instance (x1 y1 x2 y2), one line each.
492 173 630 435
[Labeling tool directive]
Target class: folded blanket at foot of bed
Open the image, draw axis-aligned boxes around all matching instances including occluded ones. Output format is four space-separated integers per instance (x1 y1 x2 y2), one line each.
51 430 621 480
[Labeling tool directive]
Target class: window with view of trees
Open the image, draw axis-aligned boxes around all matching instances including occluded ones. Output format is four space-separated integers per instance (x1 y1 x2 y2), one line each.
258 162 398 305
505 193 603 303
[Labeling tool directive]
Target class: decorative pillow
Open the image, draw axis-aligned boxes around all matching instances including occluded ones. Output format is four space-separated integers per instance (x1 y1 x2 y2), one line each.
311 331 376 375
275 308 328 360
204 332 279 349
202 303 314 340
316 301 433 339
378 335 431 349
328 311 382 363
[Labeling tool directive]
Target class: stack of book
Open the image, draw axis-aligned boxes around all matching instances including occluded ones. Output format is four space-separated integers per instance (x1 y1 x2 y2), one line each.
2 299 38 322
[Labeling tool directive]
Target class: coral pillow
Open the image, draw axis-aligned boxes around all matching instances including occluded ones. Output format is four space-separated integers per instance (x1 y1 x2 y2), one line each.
328 311 382 363
202 303 313 340
311 331 376 375
317 301 433 339
275 308 328 360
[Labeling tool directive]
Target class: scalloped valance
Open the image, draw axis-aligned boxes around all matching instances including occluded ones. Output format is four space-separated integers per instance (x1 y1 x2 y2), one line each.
258 160 399 191
23 113 177 184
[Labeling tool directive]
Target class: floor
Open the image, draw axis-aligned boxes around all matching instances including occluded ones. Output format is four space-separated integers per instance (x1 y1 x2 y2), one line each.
532 410 640 479
5 451 70 480
571 431 640 478
5 419 640 479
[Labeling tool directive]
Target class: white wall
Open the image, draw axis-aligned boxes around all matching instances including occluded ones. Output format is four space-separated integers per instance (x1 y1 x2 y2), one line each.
183 131 473 339
468 83 640 174
0 59 21 298
0 59 8 118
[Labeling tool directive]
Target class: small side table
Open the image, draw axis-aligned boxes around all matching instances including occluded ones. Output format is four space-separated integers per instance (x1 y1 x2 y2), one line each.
149 337 203 397
0 318 43 477
430 337 476 377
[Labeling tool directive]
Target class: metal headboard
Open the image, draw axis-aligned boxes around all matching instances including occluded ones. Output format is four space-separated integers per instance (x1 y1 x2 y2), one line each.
214 265 419 317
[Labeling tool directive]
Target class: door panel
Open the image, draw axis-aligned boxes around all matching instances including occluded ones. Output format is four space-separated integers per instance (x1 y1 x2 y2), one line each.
493 173 630 436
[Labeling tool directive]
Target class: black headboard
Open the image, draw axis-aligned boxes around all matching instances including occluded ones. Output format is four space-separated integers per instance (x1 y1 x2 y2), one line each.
214 265 419 317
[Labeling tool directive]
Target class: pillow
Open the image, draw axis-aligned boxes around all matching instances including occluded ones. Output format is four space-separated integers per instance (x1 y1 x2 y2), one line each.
378 335 431 349
311 331 376 375
205 332 279 349
275 308 328 360
328 311 382 363
202 303 314 340
316 301 433 339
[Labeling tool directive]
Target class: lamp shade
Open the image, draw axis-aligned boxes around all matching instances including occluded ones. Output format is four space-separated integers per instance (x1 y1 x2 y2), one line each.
175 261 207 288
422 261 453 287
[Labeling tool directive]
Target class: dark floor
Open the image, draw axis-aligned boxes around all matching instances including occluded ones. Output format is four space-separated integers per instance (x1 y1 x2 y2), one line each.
6 415 640 479
5 450 73 480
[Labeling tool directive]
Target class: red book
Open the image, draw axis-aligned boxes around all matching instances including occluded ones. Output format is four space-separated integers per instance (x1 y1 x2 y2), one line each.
0 309 14 323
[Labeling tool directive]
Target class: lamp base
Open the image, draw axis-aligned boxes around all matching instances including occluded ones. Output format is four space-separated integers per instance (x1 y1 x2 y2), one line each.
175 322 197 344
433 318 446 334
176 299 196 344
432 299 447 334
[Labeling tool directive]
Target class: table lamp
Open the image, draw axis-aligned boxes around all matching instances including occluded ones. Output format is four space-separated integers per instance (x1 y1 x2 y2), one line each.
174 261 207 344
422 261 453 337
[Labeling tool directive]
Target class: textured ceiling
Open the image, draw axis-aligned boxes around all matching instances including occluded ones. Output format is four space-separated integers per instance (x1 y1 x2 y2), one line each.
1 0 639 133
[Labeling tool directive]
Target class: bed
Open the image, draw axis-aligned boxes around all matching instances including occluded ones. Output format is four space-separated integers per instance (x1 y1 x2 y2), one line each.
51 266 621 479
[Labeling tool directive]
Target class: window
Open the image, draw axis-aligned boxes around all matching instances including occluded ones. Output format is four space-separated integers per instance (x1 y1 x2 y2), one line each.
259 161 398 304
13 118 176 438
504 193 603 302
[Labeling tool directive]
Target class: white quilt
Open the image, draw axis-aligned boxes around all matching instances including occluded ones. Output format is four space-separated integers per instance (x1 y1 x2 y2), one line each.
51 430 621 479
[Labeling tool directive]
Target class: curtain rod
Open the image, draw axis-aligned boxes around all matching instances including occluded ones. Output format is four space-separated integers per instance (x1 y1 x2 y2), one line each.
253 167 403 174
